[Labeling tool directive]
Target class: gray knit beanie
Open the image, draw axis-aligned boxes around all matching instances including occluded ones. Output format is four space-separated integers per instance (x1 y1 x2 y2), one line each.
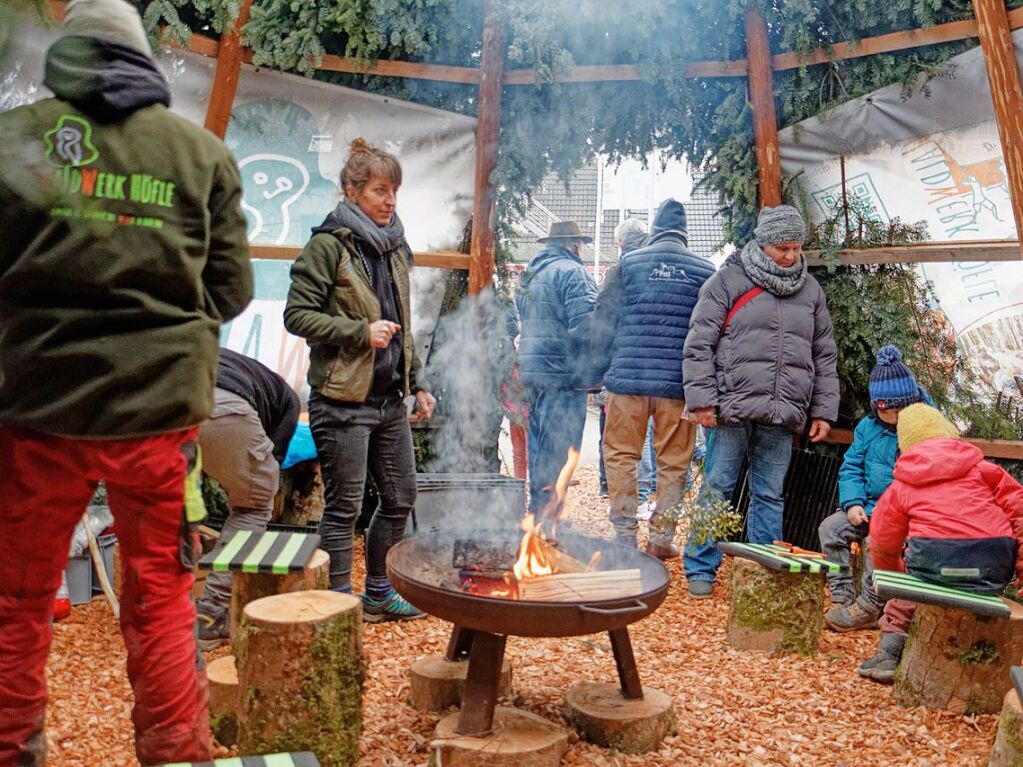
63 0 152 56
754 204 807 247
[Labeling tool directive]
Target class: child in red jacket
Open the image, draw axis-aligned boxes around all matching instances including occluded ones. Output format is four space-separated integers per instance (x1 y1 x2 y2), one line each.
859 403 1023 683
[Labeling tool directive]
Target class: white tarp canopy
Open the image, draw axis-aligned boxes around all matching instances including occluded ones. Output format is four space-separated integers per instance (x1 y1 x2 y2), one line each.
3 20 477 399
779 31 1023 393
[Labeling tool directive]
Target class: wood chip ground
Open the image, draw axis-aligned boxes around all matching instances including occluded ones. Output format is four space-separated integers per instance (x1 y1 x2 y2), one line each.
47 466 998 766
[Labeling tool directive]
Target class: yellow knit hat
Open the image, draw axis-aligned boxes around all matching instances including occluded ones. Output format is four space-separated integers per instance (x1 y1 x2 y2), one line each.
897 403 959 452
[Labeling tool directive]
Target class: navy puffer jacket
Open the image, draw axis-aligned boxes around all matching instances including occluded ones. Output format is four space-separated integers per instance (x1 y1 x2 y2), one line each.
593 200 715 399
515 245 598 389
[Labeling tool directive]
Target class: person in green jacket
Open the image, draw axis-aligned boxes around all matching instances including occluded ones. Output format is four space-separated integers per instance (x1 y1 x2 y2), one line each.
284 137 435 622
0 1 252 764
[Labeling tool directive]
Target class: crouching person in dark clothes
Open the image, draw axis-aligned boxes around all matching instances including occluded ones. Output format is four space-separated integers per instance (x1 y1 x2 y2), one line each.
195 349 300 650
0 0 252 763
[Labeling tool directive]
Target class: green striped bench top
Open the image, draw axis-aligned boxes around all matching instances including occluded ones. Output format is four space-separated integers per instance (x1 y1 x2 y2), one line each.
198 530 321 575
872 569 1011 619
718 542 843 574
160 753 319 767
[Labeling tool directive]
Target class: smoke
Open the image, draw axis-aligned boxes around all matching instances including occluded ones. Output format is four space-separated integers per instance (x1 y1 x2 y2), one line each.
423 286 516 475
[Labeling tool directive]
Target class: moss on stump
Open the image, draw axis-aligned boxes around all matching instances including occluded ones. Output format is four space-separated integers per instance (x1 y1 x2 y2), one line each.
237 590 363 766
894 600 1023 715
726 557 825 656
229 548 330 654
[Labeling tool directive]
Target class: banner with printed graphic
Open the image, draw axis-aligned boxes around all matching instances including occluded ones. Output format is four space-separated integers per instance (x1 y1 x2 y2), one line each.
779 31 1023 394
3 18 476 399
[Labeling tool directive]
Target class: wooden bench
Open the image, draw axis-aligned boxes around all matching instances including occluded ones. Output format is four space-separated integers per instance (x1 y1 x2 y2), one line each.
159 752 320 766
718 542 843 656
872 569 1023 714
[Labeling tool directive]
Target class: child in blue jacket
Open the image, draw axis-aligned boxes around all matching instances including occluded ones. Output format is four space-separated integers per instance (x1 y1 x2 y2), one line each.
818 345 930 632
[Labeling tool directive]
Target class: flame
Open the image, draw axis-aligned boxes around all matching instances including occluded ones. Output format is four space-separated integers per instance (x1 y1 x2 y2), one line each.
512 514 557 580
540 446 581 523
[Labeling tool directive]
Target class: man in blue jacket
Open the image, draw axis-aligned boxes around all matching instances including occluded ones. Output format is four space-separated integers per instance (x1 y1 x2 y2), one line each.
593 200 715 554
516 222 598 518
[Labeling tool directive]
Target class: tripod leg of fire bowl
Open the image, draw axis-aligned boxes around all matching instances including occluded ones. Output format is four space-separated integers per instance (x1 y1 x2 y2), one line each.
455 631 507 736
445 624 475 661
609 628 644 700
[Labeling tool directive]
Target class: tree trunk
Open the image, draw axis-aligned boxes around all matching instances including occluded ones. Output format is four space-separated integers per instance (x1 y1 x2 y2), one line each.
988 689 1023 767
726 558 825 656
430 707 569 767
230 548 329 653
207 655 240 746
563 682 675 754
237 590 363 766
894 600 1023 715
408 654 512 712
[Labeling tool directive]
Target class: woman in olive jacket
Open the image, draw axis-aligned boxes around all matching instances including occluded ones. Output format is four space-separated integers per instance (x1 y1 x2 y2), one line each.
284 138 435 622
681 205 839 598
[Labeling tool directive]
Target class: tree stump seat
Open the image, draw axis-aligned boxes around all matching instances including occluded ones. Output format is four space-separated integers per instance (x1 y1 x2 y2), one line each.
873 570 1023 714
719 543 841 656
154 752 320 766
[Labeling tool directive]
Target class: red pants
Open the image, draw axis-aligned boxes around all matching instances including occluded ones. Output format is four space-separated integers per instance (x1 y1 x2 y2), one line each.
0 426 211 767
879 598 917 635
510 423 528 480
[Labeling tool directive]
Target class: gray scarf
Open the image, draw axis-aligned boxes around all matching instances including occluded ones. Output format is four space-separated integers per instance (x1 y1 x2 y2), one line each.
328 199 406 256
739 240 807 296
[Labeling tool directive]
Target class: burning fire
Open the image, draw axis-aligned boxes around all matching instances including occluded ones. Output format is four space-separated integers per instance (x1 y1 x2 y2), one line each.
512 514 557 580
540 446 581 523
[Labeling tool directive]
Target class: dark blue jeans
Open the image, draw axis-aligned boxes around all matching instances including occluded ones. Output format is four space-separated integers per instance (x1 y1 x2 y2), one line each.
309 393 417 590
683 422 793 582
526 386 588 517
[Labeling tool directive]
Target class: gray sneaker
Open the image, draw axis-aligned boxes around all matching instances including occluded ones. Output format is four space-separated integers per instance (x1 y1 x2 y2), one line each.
858 632 906 684
688 580 713 599
825 601 880 632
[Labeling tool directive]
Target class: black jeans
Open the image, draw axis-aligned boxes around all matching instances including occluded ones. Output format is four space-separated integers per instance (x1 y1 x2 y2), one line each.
308 393 417 589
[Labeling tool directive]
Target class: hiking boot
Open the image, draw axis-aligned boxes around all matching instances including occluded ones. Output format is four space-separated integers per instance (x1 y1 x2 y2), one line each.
361 591 427 623
645 540 680 560
858 632 906 684
688 580 713 599
824 601 880 632
828 589 854 607
195 609 229 651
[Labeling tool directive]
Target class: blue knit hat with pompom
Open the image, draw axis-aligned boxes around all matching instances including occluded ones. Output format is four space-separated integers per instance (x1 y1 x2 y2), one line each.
869 345 921 410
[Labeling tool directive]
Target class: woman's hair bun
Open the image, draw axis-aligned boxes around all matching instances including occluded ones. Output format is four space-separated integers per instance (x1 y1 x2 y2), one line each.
350 137 375 156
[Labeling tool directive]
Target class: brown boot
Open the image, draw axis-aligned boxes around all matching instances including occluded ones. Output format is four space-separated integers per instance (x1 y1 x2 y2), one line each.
644 540 679 560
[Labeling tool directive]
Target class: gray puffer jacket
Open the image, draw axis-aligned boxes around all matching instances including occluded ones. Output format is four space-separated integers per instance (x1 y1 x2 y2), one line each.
682 253 839 430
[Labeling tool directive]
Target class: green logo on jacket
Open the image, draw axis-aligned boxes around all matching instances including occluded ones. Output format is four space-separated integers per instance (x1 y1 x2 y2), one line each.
44 115 99 167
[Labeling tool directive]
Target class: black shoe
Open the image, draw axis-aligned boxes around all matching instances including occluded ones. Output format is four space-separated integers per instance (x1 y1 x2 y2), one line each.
196 609 229 651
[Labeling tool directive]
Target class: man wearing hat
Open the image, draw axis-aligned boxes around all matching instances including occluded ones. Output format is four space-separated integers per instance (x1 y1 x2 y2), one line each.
515 221 599 518
0 0 251 763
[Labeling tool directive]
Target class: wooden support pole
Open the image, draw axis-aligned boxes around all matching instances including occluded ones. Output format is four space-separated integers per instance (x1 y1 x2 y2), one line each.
744 8 782 209
467 0 507 295
973 0 1023 254
203 0 253 139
